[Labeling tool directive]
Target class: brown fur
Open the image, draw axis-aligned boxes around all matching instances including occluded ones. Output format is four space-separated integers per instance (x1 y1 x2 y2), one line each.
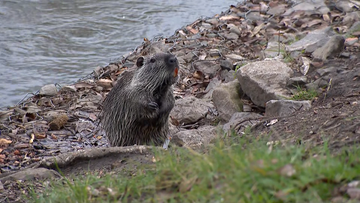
101 53 179 146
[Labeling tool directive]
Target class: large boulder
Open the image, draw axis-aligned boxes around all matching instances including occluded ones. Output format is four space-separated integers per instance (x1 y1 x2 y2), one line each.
236 60 293 107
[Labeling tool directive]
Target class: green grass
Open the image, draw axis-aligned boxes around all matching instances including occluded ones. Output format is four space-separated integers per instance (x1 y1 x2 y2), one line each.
291 86 318 101
29 134 360 203
280 49 295 63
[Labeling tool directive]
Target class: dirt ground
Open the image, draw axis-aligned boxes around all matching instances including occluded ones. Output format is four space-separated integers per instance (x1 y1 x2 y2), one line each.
252 53 360 151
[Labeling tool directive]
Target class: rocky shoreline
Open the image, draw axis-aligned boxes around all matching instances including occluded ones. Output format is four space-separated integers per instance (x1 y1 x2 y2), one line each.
1 0 360 201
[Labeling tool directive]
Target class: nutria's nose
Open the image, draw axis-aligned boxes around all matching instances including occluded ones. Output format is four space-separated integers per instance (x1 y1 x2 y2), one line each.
168 56 177 65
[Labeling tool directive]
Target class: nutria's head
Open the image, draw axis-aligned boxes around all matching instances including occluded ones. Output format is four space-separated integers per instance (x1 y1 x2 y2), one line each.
133 53 179 90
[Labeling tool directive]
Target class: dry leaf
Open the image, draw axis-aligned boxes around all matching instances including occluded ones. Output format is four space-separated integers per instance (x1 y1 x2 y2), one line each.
0 138 12 145
193 71 204 80
13 150 21 156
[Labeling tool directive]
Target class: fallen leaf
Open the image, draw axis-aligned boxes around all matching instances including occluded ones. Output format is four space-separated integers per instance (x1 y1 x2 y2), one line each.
51 134 58 140
219 15 239 21
13 150 21 156
186 26 198 34
35 133 47 139
0 138 12 145
193 71 204 80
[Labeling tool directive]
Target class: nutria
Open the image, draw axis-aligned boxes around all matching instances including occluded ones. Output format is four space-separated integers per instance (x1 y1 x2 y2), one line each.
101 53 179 147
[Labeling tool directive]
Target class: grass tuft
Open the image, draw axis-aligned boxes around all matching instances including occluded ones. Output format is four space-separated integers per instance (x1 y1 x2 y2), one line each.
291 86 318 101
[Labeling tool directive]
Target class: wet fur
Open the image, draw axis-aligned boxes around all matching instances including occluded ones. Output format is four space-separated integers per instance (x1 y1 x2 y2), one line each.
101 53 178 146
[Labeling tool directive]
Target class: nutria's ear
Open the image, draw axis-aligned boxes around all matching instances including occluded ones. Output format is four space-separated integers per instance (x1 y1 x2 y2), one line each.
136 57 144 68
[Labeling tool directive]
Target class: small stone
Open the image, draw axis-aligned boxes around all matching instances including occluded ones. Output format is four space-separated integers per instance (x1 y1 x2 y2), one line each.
220 59 233 70
265 100 312 117
220 70 236 83
312 35 345 61
61 85 77 92
205 18 219 25
267 4 287 16
345 37 359 46
222 32 239 40
352 31 360 37
347 188 360 200
340 52 351 58
316 66 337 76
193 61 221 78
39 84 57 96
209 49 221 57
222 112 263 134
287 76 308 87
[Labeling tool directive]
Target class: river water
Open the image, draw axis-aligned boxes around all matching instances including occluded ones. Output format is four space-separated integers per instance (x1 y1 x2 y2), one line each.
0 0 239 107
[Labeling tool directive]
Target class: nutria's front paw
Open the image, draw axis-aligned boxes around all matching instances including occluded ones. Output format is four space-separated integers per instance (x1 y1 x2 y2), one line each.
148 101 159 110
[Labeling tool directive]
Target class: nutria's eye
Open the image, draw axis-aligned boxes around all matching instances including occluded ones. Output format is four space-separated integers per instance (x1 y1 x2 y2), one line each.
150 58 156 63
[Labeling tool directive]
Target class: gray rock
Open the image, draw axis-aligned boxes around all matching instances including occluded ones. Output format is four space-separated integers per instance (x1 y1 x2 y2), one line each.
222 32 239 40
220 59 233 70
206 18 219 25
39 84 57 96
312 35 345 61
0 168 60 182
173 126 217 147
203 78 222 99
200 22 212 29
228 25 241 36
236 60 293 107
305 77 330 91
283 0 329 15
222 112 263 135
267 4 287 16
287 76 308 87
193 61 221 78
220 70 236 83
183 52 198 63
170 96 214 125
61 85 77 92
350 21 360 33
343 12 360 27
212 80 244 121
336 1 357 12
265 100 312 117
264 41 285 58
316 66 337 77
209 49 221 57
286 27 335 52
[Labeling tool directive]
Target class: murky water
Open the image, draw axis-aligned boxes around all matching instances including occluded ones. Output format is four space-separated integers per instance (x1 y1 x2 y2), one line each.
0 0 239 107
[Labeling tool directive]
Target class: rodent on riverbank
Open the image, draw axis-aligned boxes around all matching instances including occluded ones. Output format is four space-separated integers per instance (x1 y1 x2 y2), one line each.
101 53 179 147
